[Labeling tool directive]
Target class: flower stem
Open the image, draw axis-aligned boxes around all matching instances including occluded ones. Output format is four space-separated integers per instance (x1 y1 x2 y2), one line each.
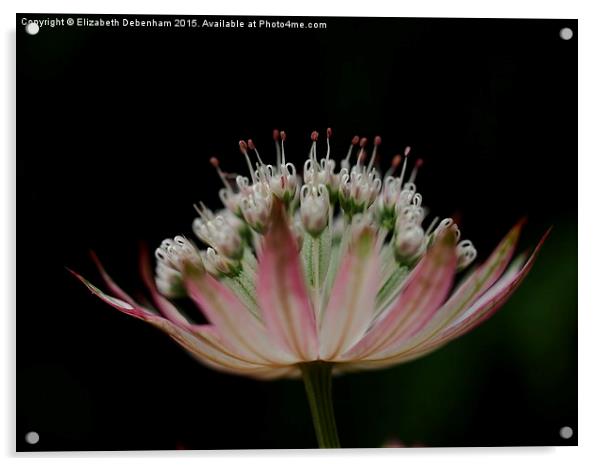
299 362 340 448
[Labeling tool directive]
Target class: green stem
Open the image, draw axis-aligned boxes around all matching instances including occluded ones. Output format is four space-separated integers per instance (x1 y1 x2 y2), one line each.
299 362 341 448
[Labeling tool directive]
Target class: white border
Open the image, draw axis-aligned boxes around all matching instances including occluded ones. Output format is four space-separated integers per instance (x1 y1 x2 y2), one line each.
3 1 600 465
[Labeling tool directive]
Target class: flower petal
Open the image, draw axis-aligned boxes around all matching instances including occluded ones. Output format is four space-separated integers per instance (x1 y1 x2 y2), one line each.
71 269 270 374
440 228 550 341
320 229 381 360
256 200 319 361
89 251 137 305
184 261 296 365
347 227 548 369
69 268 154 319
358 218 526 362
344 229 457 360
156 321 274 374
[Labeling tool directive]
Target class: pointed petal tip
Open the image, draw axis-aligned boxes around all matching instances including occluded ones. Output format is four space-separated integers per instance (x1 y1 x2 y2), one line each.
440 227 458 247
268 196 288 229
529 226 552 256
508 216 527 241
68 267 146 315
516 216 528 229
65 266 82 280
88 249 99 262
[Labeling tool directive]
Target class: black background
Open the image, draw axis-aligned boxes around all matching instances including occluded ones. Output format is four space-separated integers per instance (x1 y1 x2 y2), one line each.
17 15 577 450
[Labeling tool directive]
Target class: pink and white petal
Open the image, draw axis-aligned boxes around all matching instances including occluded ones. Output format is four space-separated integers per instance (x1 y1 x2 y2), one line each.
242 366 302 380
69 268 155 320
184 262 297 366
89 251 137 305
256 200 319 361
320 229 381 360
363 219 527 361
353 229 549 368
72 269 274 374
344 229 457 361
439 229 550 342
421 219 526 329
152 321 275 374
457 219 526 299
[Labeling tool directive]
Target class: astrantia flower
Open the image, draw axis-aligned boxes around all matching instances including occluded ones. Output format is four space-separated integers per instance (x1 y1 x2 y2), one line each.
72 129 548 448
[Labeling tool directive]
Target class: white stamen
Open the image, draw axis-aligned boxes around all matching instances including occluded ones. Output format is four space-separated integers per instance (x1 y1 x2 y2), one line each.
425 216 440 236
210 157 233 192
367 135 381 172
273 129 282 167
193 202 214 222
239 141 257 183
248 139 264 166
342 136 359 171
456 239 477 270
399 147 410 186
280 131 287 164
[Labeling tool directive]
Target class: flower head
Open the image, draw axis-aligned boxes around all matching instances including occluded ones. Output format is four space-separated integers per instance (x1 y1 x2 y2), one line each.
73 129 548 380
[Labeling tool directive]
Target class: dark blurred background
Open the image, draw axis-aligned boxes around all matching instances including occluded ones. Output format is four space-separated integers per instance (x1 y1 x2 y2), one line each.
17 15 577 450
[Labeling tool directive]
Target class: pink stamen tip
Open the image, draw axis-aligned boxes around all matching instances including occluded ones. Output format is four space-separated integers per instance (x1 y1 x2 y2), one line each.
415 158 424 168
311 131 319 142
327 127 333 138
273 129 280 141
247 139 256 151
209 157 220 168
392 154 402 167
374 135 382 146
404 146 411 157
239 140 248 153
351 135 360 145
359 137 368 148
280 131 287 142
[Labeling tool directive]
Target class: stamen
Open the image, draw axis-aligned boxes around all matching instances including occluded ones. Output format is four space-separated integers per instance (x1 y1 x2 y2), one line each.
367 135 381 172
457 239 477 270
384 153 402 178
425 216 440 236
355 137 368 168
343 135 360 169
209 157 233 192
399 146 411 186
247 139 264 165
280 130 287 164
193 201 214 221
310 131 319 172
326 127 332 160
239 140 256 182
409 158 423 184
273 129 281 166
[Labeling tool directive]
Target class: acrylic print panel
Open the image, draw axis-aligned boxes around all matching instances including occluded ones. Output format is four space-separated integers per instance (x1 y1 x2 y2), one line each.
17 14 577 450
